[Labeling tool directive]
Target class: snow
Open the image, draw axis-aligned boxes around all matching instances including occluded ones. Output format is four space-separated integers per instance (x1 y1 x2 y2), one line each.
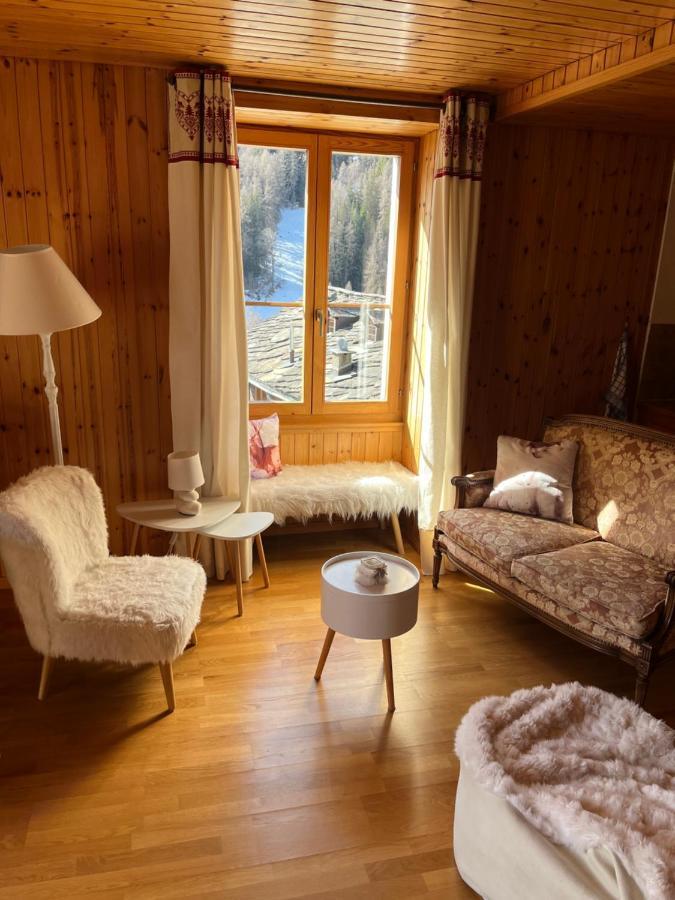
245 207 305 319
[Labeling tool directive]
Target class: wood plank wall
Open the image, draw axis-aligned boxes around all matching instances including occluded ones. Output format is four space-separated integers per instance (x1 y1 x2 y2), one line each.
0 55 410 562
0 57 171 555
463 123 675 471
280 422 403 466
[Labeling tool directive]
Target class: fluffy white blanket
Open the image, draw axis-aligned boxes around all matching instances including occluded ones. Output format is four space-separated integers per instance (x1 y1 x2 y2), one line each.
250 461 418 525
456 683 675 900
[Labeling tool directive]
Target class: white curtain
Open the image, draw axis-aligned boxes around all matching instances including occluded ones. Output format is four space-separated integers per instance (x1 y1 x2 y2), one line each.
168 70 249 577
418 93 490 573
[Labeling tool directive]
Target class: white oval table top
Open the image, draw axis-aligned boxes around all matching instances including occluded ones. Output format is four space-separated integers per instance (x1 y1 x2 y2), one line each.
322 551 420 597
320 551 419 640
116 497 240 532
197 511 274 540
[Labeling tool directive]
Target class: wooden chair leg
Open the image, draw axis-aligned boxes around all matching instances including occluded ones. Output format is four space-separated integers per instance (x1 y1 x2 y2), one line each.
390 513 405 555
159 662 175 712
129 522 140 555
635 672 650 707
382 639 395 712
234 541 244 616
38 655 53 701
255 533 270 588
314 628 336 681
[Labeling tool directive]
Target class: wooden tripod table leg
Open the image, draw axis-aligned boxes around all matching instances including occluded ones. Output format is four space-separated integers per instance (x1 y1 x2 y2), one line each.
255 533 270 588
314 628 336 681
234 541 244 617
129 522 140 555
382 639 395 712
191 533 203 561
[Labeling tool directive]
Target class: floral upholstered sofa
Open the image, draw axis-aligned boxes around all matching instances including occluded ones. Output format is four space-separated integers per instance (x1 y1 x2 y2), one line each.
433 415 675 704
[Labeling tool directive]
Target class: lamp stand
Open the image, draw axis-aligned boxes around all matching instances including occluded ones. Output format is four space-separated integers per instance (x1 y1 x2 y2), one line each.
39 333 64 466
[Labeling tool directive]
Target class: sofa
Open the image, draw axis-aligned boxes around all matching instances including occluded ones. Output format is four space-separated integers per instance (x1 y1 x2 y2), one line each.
433 415 675 704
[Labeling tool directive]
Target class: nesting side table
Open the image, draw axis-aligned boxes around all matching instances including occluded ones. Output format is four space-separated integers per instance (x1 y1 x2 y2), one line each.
197 511 274 616
314 551 420 712
116 497 240 557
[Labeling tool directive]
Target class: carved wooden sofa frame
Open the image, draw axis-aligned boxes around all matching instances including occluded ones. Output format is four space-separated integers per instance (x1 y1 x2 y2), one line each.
432 416 675 706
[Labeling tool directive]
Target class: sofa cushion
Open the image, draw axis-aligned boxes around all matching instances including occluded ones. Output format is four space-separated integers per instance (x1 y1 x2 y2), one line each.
438 507 599 577
441 537 645 657
544 418 675 569
512 542 669 639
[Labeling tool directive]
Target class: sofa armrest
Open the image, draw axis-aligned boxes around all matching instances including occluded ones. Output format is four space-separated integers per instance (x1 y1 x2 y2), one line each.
451 470 495 509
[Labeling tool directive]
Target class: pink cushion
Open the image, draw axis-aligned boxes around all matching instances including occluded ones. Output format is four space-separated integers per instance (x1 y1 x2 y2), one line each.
248 413 282 480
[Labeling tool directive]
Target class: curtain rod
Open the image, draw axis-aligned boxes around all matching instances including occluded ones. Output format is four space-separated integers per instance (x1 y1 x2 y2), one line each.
232 84 444 111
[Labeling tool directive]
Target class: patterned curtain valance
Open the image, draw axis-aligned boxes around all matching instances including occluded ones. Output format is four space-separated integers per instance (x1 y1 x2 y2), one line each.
168 70 238 166
434 92 490 181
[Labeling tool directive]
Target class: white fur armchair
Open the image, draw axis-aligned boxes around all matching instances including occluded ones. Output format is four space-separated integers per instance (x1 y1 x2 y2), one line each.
0 466 206 711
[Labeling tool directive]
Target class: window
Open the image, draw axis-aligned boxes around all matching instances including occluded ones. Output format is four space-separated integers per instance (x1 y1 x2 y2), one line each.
239 128 415 419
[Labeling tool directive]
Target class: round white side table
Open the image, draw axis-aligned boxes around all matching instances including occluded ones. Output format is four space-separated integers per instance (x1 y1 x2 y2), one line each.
314 551 420 713
197 511 274 616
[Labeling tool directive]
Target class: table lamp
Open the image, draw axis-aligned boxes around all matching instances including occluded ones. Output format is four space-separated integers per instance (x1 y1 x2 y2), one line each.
168 450 205 515
0 245 102 465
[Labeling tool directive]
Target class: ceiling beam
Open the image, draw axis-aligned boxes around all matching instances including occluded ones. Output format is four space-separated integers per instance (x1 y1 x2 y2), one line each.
498 20 675 120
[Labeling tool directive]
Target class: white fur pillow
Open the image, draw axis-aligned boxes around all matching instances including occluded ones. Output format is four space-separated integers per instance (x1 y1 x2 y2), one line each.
484 436 578 524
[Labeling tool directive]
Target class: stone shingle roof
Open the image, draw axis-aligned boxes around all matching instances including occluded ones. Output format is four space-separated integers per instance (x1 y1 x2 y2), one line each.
247 305 386 403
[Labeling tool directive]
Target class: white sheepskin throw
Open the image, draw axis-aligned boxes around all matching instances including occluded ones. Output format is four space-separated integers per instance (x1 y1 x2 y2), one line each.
0 466 205 665
250 460 418 525
455 683 675 900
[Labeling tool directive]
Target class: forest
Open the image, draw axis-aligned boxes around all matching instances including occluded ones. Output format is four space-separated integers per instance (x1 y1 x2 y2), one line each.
239 146 395 301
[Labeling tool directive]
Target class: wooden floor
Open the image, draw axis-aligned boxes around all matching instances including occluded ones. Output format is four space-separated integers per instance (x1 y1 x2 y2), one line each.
1 530 673 899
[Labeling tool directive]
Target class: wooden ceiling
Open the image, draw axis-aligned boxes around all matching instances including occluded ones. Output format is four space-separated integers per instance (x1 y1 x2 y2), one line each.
501 61 675 135
0 0 675 97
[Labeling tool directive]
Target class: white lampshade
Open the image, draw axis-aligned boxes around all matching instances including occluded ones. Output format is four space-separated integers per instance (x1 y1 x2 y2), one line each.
0 244 101 335
168 450 205 491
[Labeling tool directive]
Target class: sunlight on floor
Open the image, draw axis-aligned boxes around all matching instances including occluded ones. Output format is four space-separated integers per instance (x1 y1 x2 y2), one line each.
463 581 494 594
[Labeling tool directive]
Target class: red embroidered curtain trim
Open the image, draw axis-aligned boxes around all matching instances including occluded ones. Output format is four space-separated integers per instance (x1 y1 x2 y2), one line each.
434 93 490 182
168 69 238 166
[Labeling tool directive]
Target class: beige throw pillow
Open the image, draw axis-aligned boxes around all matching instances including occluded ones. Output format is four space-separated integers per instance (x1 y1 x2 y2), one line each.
484 436 579 524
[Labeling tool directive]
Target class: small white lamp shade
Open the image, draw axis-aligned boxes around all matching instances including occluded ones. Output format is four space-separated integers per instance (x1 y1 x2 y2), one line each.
168 451 205 491
0 244 101 336
168 451 205 517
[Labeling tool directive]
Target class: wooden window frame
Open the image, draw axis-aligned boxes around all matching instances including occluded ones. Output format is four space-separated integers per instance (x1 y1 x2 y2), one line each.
239 125 416 424
239 127 317 417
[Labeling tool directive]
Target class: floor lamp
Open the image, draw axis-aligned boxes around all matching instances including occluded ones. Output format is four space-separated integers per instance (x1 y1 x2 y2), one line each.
0 245 101 465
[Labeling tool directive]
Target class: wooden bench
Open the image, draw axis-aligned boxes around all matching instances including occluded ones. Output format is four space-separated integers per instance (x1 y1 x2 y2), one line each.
250 460 418 555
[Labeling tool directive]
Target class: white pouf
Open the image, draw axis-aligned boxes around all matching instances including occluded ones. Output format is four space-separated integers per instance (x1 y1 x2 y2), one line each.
314 551 420 712
453 683 675 900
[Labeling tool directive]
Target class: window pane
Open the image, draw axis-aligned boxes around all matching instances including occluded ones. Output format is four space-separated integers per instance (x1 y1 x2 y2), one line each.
246 307 304 403
325 305 390 402
325 152 399 402
240 144 307 403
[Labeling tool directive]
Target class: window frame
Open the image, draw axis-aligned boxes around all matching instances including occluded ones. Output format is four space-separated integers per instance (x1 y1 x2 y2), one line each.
239 127 318 417
239 125 416 422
